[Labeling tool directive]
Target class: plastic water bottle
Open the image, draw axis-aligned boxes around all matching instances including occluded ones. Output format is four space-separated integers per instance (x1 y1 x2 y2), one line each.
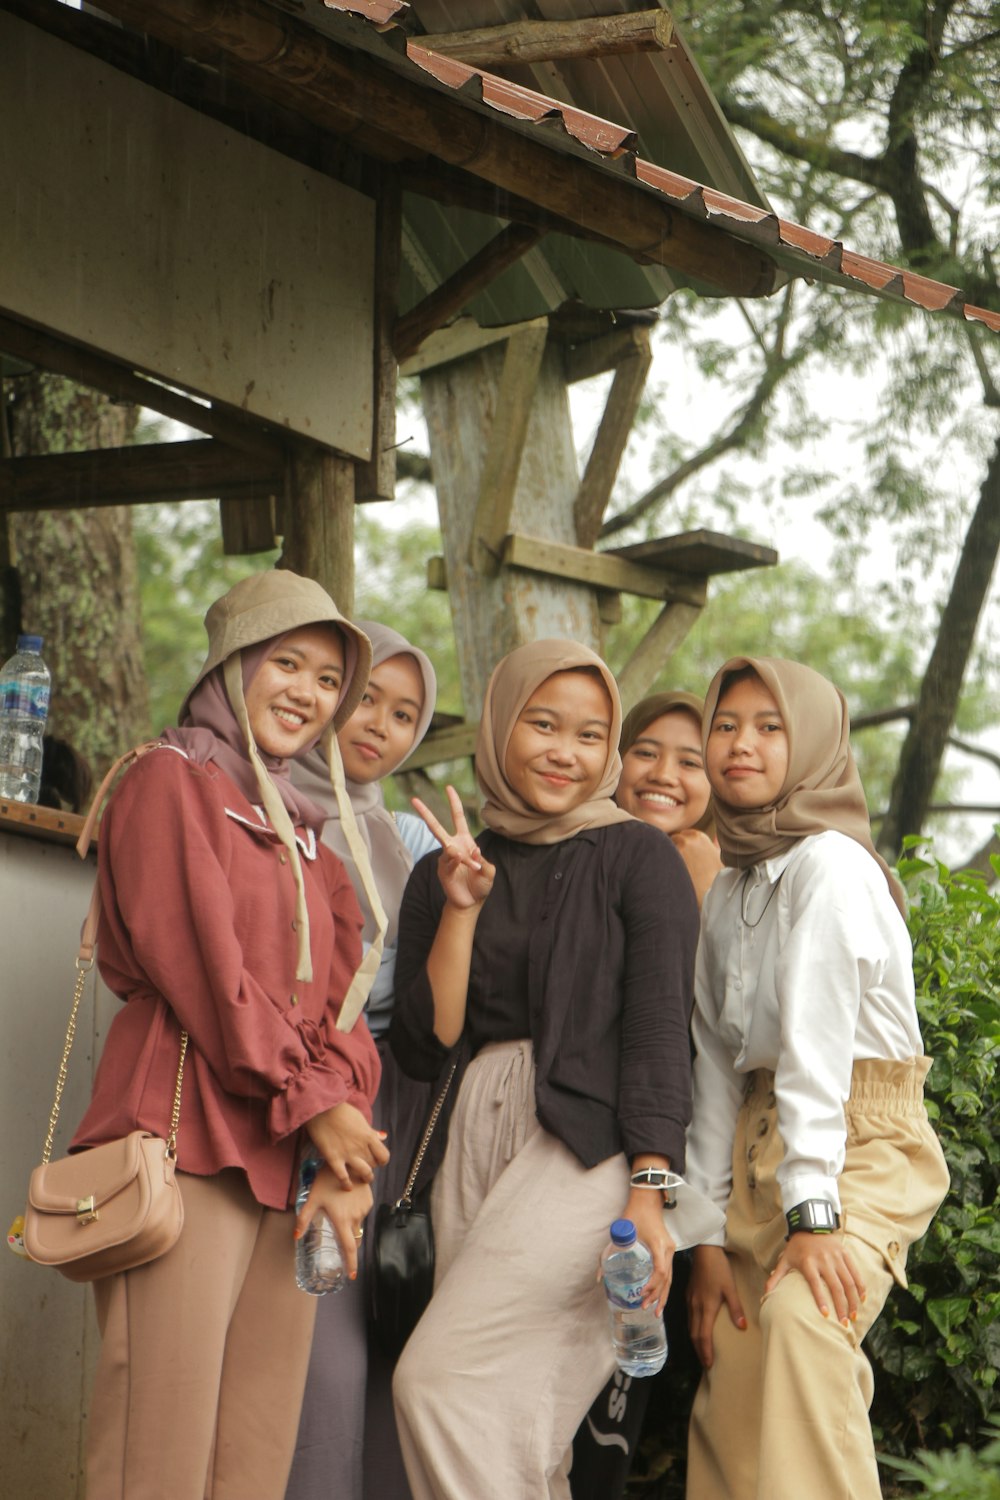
601 1218 667 1377
295 1153 344 1295
0 635 51 804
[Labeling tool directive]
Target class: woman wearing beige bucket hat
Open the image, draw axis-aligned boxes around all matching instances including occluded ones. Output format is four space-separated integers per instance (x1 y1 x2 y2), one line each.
71 568 389 1500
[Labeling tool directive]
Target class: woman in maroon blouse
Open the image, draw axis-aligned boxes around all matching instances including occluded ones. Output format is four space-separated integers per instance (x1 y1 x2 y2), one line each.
73 569 387 1500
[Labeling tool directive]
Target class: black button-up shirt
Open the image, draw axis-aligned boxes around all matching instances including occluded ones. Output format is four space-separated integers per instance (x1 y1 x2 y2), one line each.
390 820 697 1171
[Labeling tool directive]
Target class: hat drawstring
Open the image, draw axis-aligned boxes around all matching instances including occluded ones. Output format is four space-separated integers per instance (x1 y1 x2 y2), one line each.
224 655 314 983
320 723 388 1033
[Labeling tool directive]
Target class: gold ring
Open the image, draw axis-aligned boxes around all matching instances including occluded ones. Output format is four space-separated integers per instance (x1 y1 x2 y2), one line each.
354 1227 364 1241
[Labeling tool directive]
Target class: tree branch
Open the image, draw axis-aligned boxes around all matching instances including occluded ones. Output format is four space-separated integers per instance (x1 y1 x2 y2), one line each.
599 291 799 540
878 426 1000 857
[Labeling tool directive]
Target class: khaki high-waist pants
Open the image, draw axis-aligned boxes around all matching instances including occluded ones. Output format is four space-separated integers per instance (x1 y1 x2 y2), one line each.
393 1041 626 1500
86 1168 316 1500
687 1058 949 1500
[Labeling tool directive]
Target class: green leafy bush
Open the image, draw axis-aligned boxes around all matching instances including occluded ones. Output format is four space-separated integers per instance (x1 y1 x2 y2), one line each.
882 1414 1000 1498
869 843 1000 1457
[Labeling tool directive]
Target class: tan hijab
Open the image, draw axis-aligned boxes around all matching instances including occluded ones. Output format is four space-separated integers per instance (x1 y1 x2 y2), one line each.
292 621 438 947
476 638 634 845
619 690 715 836
703 656 905 915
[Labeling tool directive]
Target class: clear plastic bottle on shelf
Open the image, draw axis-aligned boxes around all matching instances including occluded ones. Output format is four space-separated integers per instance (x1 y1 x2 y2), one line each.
0 635 51 804
294 1152 345 1296
601 1218 668 1377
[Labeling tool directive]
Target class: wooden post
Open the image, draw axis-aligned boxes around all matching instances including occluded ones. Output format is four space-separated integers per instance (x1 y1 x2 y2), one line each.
281 448 355 613
421 332 602 716
616 600 704 712
356 168 402 505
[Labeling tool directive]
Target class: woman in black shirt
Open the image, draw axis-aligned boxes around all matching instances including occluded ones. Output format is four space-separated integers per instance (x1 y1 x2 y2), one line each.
389 640 698 1500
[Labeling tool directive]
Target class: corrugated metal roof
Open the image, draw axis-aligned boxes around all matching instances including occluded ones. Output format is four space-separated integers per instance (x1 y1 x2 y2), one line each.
318 0 1000 333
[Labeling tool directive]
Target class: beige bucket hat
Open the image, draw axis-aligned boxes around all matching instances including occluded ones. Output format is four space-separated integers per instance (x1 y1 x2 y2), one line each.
180 568 372 731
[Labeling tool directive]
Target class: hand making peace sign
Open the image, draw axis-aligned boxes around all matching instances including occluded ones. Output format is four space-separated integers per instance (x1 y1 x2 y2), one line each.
411 785 496 909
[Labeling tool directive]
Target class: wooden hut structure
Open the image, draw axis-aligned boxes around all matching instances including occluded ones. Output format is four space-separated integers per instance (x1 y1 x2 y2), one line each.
1 2 998 1492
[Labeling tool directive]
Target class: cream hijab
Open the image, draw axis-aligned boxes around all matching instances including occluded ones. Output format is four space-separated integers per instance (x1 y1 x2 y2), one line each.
618 690 714 836
703 656 905 915
292 621 437 947
476 638 633 845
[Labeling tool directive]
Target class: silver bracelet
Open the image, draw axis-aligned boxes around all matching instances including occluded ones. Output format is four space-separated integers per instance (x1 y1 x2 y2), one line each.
629 1167 684 1203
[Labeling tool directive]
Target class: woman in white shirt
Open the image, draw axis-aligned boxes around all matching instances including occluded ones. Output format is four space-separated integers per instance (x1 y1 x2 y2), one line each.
684 657 949 1500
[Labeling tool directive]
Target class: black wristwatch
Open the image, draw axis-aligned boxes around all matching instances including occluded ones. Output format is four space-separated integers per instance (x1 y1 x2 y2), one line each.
785 1200 841 1236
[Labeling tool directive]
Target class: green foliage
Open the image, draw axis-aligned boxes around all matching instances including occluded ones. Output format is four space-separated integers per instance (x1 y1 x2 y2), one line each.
134 501 277 732
867 843 1000 1455
882 1414 1000 1498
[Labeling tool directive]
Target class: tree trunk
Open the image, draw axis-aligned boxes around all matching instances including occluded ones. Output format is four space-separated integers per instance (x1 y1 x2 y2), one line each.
877 430 1000 858
7 373 150 787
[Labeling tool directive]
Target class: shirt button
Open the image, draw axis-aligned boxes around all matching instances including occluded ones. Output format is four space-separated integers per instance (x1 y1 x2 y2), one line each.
888 1240 900 1259
290 993 298 1006
291 919 298 931
747 1145 758 1161
747 1173 757 1189
767 1091 777 1109
733 979 743 991
756 1119 769 1137
554 871 563 880
279 852 288 864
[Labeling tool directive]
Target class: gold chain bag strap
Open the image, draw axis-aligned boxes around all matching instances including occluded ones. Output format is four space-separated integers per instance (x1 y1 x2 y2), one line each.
23 744 190 1283
371 1055 459 1359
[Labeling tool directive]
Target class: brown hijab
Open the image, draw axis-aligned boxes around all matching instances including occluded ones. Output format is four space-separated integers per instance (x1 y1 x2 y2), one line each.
703 656 905 915
476 638 634 845
619 690 714 836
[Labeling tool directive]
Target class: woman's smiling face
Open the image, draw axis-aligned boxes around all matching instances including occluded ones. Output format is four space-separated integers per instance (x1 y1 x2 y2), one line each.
504 669 612 814
705 672 789 809
244 625 345 758
337 652 426 785
616 709 710 834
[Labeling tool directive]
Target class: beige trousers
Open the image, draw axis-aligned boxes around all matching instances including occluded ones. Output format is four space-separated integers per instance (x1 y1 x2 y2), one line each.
86 1168 316 1500
393 1041 626 1500
686 1058 950 1500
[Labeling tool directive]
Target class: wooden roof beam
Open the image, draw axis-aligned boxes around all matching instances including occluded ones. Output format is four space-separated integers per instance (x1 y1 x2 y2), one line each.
0 440 284 512
0 311 289 467
394 223 544 361
86 0 777 299
421 10 674 67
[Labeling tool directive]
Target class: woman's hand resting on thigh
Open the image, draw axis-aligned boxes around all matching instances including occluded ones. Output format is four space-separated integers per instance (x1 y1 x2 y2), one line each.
765 1232 866 1327
687 1244 747 1368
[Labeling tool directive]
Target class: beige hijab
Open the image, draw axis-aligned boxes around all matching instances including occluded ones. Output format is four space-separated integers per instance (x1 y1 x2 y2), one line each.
619 690 715 836
703 656 905 915
292 621 437 947
476 638 634 845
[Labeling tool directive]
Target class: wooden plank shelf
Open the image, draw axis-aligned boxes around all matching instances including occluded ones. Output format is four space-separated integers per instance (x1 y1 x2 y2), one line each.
608 529 778 576
0 800 86 847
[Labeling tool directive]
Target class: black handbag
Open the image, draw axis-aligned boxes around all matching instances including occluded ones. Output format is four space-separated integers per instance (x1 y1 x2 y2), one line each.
372 1056 457 1360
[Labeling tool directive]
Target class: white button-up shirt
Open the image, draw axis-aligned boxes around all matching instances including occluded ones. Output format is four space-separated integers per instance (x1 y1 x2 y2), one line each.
685 830 922 1239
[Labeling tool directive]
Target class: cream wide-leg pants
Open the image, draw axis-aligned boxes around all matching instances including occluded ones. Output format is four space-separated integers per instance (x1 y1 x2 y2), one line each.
393 1041 628 1500
686 1058 950 1500
86 1168 316 1500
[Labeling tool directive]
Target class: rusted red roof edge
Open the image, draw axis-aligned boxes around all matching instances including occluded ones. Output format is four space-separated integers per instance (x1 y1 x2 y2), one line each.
323 0 999 330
